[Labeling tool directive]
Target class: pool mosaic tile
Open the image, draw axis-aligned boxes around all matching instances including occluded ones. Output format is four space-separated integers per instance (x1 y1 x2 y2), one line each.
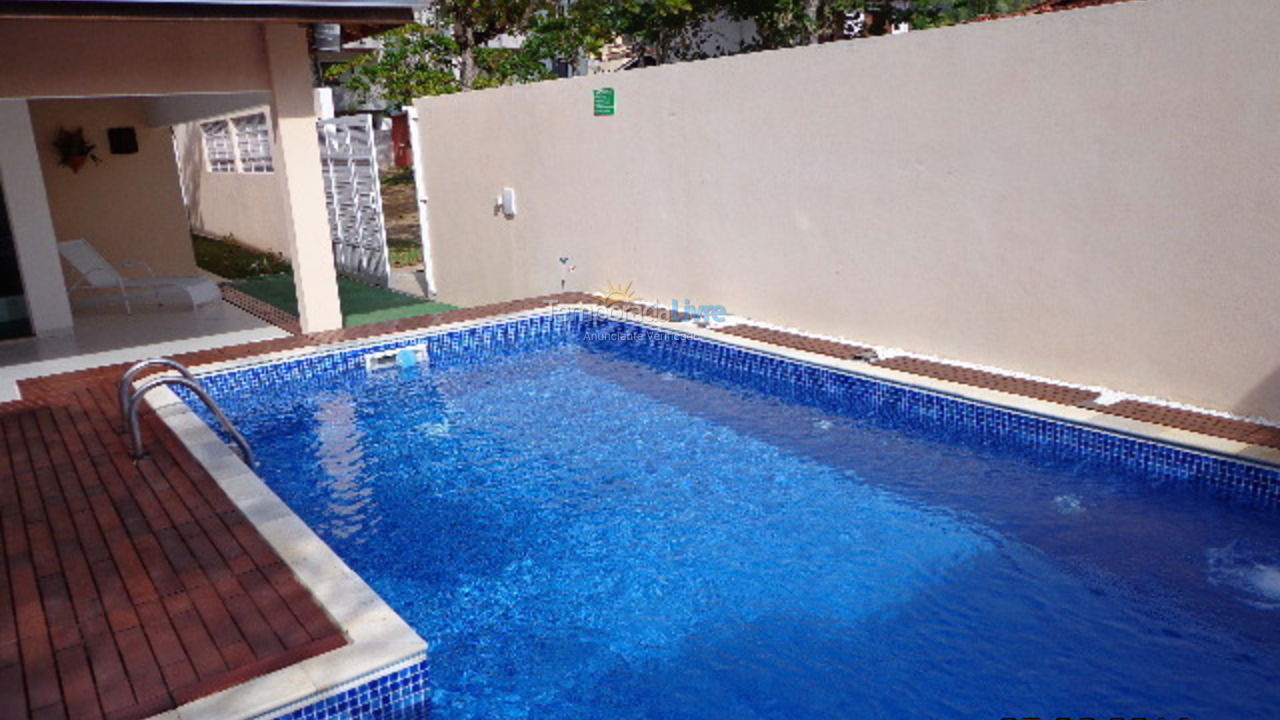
190 311 1280 511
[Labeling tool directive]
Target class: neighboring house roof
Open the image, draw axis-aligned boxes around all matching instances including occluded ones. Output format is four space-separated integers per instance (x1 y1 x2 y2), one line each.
0 0 417 23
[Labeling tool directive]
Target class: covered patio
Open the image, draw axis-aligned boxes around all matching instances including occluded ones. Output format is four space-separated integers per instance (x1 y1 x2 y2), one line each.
0 12 365 370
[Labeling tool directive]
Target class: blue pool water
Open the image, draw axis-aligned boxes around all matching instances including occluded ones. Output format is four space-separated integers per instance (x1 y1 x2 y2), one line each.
200 318 1280 719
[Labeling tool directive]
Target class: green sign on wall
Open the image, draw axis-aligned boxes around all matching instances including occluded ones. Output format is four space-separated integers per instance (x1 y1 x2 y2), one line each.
593 88 615 116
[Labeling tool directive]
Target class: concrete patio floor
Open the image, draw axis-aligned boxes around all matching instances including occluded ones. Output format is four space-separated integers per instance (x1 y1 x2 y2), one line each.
0 302 289 402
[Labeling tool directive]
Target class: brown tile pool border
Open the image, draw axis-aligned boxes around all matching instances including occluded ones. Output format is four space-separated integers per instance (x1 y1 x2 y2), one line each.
17 293 602 401
704 323 1276 452
219 287 302 337
712 325 877 362
1084 400 1280 452
870 355 1102 407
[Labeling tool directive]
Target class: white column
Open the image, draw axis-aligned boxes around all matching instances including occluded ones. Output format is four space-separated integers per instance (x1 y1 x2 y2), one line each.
313 87 335 120
0 99 74 336
406 104 436 297
263 23 343 333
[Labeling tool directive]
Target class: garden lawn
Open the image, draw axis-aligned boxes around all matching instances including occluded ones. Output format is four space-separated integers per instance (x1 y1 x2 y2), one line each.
232 273 456 328
191 234 290 279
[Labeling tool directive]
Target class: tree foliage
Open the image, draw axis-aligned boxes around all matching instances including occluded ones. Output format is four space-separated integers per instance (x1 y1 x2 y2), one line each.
327 27 456 107
906 0 1040 29
435 0 559 87
328 0 1040 107
327 0 560 107
548 0 1038 63
726 0 1039 50
575 0 726 62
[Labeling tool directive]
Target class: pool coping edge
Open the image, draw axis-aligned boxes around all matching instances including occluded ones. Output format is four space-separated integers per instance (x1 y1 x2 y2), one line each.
184 304 1280 471
671 319 1280 470
141 384 428 720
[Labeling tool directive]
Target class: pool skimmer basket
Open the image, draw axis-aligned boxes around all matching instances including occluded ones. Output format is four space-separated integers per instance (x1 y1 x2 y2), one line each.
365 345 429 372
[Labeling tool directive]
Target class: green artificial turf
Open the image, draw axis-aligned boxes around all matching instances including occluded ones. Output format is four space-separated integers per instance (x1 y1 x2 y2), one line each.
231 273 456 328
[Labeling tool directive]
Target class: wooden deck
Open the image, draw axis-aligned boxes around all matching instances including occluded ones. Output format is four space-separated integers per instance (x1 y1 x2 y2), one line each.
0 384 345 720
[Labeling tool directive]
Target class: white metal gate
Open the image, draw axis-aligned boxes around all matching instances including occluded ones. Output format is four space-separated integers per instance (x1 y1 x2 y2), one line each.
317 115 390 286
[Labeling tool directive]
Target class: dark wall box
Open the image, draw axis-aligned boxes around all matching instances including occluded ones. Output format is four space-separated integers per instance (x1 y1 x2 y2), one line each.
107 127 138 154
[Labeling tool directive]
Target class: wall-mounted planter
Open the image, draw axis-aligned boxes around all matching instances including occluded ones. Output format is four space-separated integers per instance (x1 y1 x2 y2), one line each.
53 127 100 173
63 154 89 172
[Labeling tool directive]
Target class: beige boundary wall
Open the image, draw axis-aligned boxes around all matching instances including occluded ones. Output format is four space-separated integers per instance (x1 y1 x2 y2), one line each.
416 0 1280 423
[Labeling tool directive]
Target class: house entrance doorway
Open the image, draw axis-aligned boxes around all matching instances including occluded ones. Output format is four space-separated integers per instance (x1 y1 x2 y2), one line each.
0 182 32 341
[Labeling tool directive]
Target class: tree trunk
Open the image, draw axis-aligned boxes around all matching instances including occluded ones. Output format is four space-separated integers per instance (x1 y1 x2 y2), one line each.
804 0 822 45
653 28 670 64
458 46 479 90
454 21 480 90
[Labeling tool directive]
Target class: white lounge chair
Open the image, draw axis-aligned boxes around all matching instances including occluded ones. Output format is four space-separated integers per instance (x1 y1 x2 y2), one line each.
58 238 221 314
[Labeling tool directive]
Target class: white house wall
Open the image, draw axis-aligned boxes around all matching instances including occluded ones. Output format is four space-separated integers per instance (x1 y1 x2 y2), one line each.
173 107 293 258
0 21 273 99
29 97 199 281
144 92 272 128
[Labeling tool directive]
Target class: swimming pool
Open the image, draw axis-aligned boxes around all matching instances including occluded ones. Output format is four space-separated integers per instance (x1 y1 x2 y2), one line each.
190 311 1280 719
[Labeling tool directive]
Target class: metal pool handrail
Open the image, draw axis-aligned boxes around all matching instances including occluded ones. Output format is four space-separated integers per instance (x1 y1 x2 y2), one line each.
118 360 256 466
118 357 198 430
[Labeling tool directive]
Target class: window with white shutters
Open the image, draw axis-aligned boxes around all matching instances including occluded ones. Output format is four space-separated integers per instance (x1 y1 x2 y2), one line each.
232 113 274 173
200 120 235 173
